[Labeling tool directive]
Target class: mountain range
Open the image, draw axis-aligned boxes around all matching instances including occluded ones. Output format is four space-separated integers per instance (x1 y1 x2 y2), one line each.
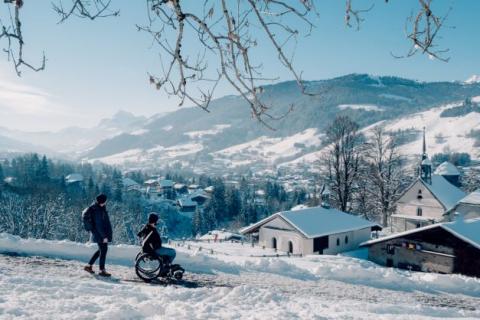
1 74 480 173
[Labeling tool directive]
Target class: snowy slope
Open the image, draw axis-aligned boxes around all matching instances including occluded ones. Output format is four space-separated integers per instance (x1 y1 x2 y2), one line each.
1 233 480 320
282 103 480 169
212 128 324 168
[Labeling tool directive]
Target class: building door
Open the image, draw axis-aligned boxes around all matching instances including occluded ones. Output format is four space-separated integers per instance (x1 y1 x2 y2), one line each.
288 241 293 254
386 258 393 267
313 236 328 254
272 237 277 250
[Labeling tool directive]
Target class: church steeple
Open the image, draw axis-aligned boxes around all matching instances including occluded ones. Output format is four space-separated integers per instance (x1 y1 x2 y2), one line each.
419 127 432 184
422 127 427 160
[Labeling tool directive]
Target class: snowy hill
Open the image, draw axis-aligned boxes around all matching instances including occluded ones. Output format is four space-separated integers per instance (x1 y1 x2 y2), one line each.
282 101 480 170
3 74 480 172
82 74 480 171
1 233 480 319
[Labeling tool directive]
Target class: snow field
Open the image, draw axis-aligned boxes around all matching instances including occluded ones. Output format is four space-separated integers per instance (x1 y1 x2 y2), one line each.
1 234 480 319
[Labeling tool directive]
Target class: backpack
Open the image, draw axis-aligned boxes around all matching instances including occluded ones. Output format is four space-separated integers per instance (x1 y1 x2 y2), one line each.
82 206 94 232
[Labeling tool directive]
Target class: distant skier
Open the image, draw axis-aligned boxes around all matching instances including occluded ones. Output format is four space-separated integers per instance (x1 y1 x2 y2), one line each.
83 194 113 277
137 213 176 266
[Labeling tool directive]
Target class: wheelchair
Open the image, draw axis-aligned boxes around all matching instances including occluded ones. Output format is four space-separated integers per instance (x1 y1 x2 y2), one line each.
134 251 185 282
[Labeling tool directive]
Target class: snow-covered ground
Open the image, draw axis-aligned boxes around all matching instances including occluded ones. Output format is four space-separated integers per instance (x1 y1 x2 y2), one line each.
1 233 480 319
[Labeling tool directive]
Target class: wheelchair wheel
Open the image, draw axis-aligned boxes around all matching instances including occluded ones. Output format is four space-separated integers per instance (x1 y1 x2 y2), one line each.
135 253 163 282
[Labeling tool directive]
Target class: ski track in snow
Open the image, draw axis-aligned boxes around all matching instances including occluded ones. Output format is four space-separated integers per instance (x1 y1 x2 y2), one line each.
1 254 479 320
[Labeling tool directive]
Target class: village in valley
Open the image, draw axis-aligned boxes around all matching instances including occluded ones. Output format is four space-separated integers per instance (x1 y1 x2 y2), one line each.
56 128 480 279
3 1 480 319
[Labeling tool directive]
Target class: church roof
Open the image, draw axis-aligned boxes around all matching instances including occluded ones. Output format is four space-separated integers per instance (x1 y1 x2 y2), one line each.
240 206 381 238
434 161 460 176
421 175 466 211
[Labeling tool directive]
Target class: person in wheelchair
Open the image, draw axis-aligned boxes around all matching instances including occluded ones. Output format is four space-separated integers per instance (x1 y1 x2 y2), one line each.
137 213 176 265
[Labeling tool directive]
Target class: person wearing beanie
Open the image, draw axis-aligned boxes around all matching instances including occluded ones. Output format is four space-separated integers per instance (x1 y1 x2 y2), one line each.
84 193 113 277
137 213 176 265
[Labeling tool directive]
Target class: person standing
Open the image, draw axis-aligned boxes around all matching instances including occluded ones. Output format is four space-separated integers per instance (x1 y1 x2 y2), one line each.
84 194 113 277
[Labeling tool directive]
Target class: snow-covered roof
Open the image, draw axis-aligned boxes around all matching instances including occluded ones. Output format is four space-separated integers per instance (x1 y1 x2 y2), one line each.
457 189 480 206
159 179 174 188
204 186 214 193
199 230 245 241
190 190 210 200
421 175 466 211
291 204 309 211
65 173 83 183
442 218 480 250
241 206 381 239
144 179 158 185
434 161 460 176
174 183 186 189
122 177 139 187
178 198 197 207
361 218 480 250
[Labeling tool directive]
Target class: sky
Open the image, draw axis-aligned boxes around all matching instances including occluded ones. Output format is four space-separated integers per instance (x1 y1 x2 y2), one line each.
0 0 479 131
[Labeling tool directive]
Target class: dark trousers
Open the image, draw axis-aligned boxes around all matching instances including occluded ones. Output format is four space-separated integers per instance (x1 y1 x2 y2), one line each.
88 243 108 270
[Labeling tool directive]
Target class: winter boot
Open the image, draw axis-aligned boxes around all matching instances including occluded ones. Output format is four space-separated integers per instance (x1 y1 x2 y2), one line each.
84 265 94 274
98 270 112 277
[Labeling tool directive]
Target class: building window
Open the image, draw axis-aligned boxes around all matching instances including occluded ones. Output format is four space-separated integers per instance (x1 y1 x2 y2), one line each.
288 241 293 254
345 236 349 244
417 189 423 199
417 207 423 216
272 237 277 249
336 238 340 246
416 223 421 228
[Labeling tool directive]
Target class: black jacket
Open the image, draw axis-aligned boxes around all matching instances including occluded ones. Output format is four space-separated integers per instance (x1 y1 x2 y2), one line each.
89 203 113 243
137 224 162 254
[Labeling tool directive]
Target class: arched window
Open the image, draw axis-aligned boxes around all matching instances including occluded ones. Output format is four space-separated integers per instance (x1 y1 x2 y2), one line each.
345 236 349 244
272 237 277 249
417 189 423 199
288 241 293 254
336 238 340 246
417 207 423 216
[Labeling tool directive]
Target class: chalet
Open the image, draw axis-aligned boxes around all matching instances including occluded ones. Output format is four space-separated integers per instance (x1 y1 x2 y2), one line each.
444 190 480 222
434 161 461 187
204 186 215 194
65 173 84 185
200 230 245 242
188 184 201 192
144 179 159 188
174 183 188 195
159 179 174 191
190 190 210 206
240 206 381 255
360 218 480 277
122 177 141 192
177 197 197 218
391 131 465 232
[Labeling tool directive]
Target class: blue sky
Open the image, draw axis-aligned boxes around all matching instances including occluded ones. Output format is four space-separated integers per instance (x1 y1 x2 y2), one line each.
0 0 478 131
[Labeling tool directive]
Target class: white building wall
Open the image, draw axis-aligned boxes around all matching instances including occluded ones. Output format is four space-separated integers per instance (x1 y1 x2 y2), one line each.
323 227 372 255
258 216 373 255
445 203 480 222
394 180 445 232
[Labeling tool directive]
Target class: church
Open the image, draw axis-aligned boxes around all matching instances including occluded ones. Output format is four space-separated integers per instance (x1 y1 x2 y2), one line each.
391 129 466 232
